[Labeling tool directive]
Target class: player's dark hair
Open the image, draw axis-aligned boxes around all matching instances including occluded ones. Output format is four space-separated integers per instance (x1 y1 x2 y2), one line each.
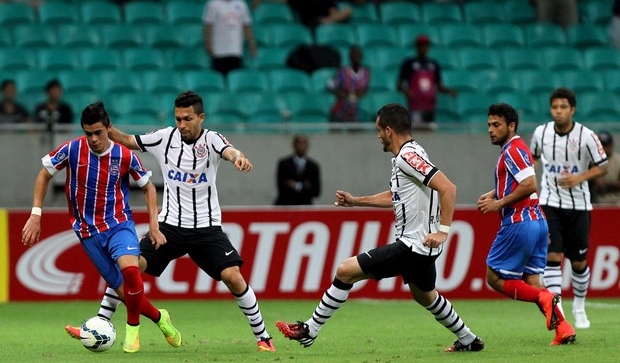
488 103 519 132
80 101 110 127
550 87 577 107
377 103 411 133
175 90 204 115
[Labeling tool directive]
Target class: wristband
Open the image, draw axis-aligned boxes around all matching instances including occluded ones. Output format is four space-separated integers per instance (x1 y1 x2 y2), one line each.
31 207 42 216
439 224 450 234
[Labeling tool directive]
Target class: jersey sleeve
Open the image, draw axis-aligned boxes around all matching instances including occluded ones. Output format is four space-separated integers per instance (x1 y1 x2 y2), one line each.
134 127 172 154
41 141 71 176
529 126 543 158
504 146 535 183
127 150 152 188
587 130 608 167
209 131 233 155
396 149 438 186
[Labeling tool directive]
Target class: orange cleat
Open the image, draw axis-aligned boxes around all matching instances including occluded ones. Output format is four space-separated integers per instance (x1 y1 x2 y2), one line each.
65 325 81 339
537 290 560 330
550 320 576 346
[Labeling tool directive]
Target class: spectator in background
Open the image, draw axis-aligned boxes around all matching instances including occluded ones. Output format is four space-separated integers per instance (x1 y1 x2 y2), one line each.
275 134 321 205
34 79 73 129
531 0 579 28
610 0 620 49
592 131 620 204
327 45 370 122
253 0 352 29
203 0 257 76
397 34 457 131
0 79 30 124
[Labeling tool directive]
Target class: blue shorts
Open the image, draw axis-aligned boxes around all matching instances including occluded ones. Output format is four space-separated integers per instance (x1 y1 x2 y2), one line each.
80 221 140 290
486 219 549 280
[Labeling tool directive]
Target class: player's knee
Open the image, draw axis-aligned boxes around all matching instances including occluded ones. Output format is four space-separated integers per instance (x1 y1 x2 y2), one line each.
335 258 361 284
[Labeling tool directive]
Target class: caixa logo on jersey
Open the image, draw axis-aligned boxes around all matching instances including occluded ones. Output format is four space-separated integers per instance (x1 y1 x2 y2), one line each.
167 170 208 184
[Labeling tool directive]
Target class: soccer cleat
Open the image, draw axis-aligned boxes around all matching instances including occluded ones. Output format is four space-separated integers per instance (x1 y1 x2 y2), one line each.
123 324 140 353
550 321 576 346
573 309 590 329
537 290 560 330
276 320 316 348
156 309 182 348
257 336 276 352
65 325 80 340
444 336 485 352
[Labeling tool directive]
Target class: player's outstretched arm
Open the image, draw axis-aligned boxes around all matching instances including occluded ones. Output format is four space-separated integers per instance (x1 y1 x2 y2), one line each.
223 147 253 172
109 125 139 150
22 168 53 246
335 189 392 208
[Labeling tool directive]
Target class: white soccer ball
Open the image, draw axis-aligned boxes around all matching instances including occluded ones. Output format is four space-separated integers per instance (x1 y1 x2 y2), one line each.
80 317 116 352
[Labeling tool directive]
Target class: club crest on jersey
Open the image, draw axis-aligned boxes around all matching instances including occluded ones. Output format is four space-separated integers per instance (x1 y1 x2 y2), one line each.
568 139 580 152
109 158 120 176
52 151 67 163
194 143 207 158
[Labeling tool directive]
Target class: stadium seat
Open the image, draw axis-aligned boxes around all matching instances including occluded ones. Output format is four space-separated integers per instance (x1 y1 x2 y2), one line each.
396 24 440 48
142 24 185 49
252 2 294 25
519 70 560 95
462 1 505 24
56 70 98 95
57 25 101 48
500 47 544 71
443 69 481 94
542 47 584 71
122 48 167 71
503 0 536 24
428 45 460 70
15 70 57 95
481 24 525 48
438 23 484 48
114 114 164 126
268 68 312 94
350 3 379 24
124 1 166 25
64 92 102 118
283 92 331 122
356 24 399 49
243 92 286 123
496 91 541 122
579 0 613 25
367 68 395 93
270 23 313 49
101 24 144 48
366 46 409 72
38 1 78 26
80 1 122 25
0 28 11 47
315 24 357 48
108 93 164 120
251 47 289 70
98 70 143 94
183 69 226 95
206 110 245 124
478 70 521 94
166 49 210 70
556 70 605 95
565 23 608 48
252 25 271 47
140 70 185 95
227 68 270 94
458 47 500 71
366 91 406 115
583 46 620 71
435 94 458 122
456 93 496 123
80 48 124 71
581 92 620 121
0 48 35 71
13 25 57 48
420 2 463 25
165 1 203 24
0 2 35 26
37 49 80 71
523 23 567 47
603 69 620 94
379 1 420 25
310 68 337 93
177 24 204 48
203 92 245 120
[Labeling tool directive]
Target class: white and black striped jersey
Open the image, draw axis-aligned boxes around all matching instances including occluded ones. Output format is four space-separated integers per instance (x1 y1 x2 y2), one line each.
391 140 442 256
530 121 607 211
135 127 232 228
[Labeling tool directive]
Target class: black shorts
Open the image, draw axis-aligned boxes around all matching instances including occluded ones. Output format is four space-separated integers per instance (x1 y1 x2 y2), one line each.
542 205 590 261
139 223 243 280
356 240 438 292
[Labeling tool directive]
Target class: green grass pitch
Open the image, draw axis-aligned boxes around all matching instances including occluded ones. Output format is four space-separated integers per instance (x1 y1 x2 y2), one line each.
0 298 618 362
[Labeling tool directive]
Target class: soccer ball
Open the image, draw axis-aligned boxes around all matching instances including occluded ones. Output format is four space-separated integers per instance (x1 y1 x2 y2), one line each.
80 317 116 352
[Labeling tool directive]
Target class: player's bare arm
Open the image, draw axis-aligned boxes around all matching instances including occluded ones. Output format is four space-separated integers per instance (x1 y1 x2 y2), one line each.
22 168 53 246
141 181 166 249
424 171 456 248
478 175 537 214
558 165 606 189
335 190 392 208
223 147 253 172
108 125 139 150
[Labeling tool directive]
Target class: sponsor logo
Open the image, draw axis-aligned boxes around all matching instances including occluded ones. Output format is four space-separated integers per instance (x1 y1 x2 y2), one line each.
127 246 138 250
545 164 579 174
127 290 142 296
167 170 208 184
225 250 234 256
401 151 433 175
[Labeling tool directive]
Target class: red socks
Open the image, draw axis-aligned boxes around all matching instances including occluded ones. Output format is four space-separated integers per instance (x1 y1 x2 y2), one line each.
121 266 144 326
502 279 540 302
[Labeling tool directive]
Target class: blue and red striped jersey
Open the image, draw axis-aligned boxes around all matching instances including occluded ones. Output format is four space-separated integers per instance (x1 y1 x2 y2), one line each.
42 137 151 238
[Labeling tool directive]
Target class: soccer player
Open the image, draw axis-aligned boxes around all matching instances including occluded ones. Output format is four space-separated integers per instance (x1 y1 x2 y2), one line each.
21 102 181 353
530 88 607 329
478 103 575 345
276 103 484 352
64 91 275 352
